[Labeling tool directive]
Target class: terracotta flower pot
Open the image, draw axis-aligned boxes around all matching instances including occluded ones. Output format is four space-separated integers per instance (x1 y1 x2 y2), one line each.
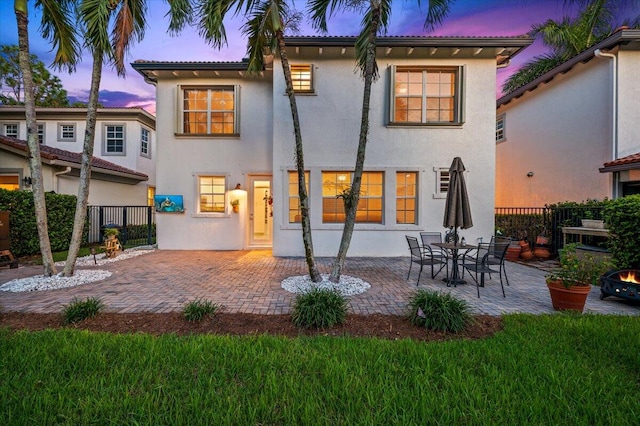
520 243 533 260
505 246 521 262
534 247 550 259
546 280 591 312
232 205 239 213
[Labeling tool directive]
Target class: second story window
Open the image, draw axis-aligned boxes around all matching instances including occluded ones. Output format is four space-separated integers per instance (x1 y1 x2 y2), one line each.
434 167 450 199
180 86 239 136
140 127 150 157
58 123 76 142
291 64 314 93
37 123 45 144
2 123 18 138
104 124 125 154
496 113 506 142
390 66 464 125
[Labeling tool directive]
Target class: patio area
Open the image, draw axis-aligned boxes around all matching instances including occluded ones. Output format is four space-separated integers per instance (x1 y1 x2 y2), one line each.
0 250 638 316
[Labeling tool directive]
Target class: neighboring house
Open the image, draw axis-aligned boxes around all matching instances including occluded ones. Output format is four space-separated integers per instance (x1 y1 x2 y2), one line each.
0 106 156 205
132 35 532 256
496 29 640 207
0 134 148 205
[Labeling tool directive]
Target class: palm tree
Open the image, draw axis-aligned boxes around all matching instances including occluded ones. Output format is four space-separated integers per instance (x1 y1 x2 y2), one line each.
502 0 640 94
13 0 80 276
310 0 456 282
181 0 323 282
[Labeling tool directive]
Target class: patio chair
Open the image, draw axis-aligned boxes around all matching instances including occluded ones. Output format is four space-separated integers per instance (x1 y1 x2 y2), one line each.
406 235 448 285
461 242 506 298
488 236 511 286
420 232 450 261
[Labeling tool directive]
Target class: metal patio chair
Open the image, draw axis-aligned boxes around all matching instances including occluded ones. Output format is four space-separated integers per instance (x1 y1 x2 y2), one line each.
461 242 506 298
406 235 448 285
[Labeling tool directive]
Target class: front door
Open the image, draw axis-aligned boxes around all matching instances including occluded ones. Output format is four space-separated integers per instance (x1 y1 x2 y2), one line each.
248 175 273 247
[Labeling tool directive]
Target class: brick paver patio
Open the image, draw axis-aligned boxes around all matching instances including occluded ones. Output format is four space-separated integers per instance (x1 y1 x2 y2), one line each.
1 250 638 316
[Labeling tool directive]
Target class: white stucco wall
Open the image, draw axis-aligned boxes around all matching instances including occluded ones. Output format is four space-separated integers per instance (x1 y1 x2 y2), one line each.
617 50 640 158
153 76 273 250
496 59 612 207
272 56 498 256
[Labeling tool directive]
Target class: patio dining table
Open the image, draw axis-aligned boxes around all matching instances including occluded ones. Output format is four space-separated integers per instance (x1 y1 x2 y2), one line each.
432 242 477 287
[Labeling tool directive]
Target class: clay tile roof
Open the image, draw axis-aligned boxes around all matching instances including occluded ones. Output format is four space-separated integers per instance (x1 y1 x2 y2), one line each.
600 152 640 173
0 135 148 180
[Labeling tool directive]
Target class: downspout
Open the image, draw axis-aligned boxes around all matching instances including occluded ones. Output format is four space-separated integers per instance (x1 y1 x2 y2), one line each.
594 49 618 198
53 167 72 193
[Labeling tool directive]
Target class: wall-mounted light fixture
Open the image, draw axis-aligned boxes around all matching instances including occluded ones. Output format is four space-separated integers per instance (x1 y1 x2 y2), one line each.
234 183 242 190
526 172 534 178
230 183 245 213
22 176 32 186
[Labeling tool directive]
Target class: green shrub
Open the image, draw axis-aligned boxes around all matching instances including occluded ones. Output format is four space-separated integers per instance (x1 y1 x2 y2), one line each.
603 195 640 268
407 290 471 333
182 299 220 322
62 297 104 324
291 287 348 329
0 188 79 257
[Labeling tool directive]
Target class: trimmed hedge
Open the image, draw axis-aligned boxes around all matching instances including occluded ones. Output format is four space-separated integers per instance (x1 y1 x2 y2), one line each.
603 195 640 269
0 189 77 257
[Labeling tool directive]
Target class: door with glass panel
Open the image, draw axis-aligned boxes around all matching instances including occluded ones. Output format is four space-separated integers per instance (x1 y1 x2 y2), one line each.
248 175 273 247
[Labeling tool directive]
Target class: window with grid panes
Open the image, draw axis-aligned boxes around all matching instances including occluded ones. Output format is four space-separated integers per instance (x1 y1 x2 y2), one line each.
140 127 150 157
37 124 45 144
396 172 417 224
496 113 506 142
322 171 383 224
105 124 125 154
391 66 463 125
291 64 313 93
288 171 310 223
58 123 75 141
3 123 18 138
181 86 237 135
198 175 226 214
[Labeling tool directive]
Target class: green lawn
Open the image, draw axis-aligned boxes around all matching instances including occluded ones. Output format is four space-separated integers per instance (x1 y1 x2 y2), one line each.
1 314 639 424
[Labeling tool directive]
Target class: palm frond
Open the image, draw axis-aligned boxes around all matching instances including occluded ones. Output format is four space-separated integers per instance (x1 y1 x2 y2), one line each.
111 1 136 75
501 55 565 94
308 0 359 33
36 0 81 71
421 0 455 32
195 0 237 47
166 0 194 35
242 0 277 72
78 0 112 56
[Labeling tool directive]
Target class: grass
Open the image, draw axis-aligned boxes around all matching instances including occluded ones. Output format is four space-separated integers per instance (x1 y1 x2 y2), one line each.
1 314 639 424
182 299 220 322
62 297 104 324
290 287 348 329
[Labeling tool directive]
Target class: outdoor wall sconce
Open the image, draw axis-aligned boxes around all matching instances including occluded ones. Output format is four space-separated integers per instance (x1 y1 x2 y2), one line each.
527 172 534 178
22 176 32 186
234 183 242 190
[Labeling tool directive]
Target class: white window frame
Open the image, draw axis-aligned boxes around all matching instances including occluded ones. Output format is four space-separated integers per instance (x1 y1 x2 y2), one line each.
103 123 126 156
37 123 45 144
290 64 314 94
496 113 506 143
2 122 19 138
140 127 151 158
321 171 384 224
194 173 229 217
433 167 450 199
389 65 464 126
177 85 240 136
396 171 418 225
57 123 76 142
287 170 310 224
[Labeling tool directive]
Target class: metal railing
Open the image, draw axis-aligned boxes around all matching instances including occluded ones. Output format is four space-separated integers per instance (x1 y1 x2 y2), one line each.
87 206 156 246
495 206 607 255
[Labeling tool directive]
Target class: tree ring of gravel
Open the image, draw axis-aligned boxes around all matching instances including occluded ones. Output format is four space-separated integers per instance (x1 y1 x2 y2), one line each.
0 270 112 293
281 274 371 296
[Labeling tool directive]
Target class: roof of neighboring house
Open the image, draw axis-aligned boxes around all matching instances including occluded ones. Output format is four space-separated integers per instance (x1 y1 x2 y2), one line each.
498 29 640 108
132 35 533 83
600 152 640 173
0 106 156 129
0 135 148 184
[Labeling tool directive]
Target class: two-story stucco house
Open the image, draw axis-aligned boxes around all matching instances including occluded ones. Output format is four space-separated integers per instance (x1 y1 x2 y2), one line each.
496 29 640 207
132 35 531 256
0 106 156 205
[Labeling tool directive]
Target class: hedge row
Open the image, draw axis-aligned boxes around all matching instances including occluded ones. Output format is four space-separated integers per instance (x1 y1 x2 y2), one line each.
0 189 78 257
603 195 640 269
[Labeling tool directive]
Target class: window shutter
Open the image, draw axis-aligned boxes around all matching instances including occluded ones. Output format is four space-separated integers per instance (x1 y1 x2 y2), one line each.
176 85 182 134
388 65 396 125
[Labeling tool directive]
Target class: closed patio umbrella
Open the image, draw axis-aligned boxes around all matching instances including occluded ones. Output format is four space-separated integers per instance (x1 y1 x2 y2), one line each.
443 157 473 242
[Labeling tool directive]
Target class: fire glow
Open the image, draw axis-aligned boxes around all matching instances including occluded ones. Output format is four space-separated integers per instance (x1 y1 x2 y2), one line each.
618 271 640 284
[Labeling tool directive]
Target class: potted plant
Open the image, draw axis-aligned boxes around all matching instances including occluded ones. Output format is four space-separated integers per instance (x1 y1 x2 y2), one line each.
230 199 240 213
581 210 606 229
545 243 611 312
103 227 120 240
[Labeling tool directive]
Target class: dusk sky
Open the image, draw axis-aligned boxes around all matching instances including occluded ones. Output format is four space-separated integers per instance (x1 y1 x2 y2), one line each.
0 1 632 114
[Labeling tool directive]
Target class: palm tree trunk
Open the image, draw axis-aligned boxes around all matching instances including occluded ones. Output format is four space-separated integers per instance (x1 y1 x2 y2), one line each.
275 29 322 282
15 1 57 276
329 1 380 283
63 47 103 276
